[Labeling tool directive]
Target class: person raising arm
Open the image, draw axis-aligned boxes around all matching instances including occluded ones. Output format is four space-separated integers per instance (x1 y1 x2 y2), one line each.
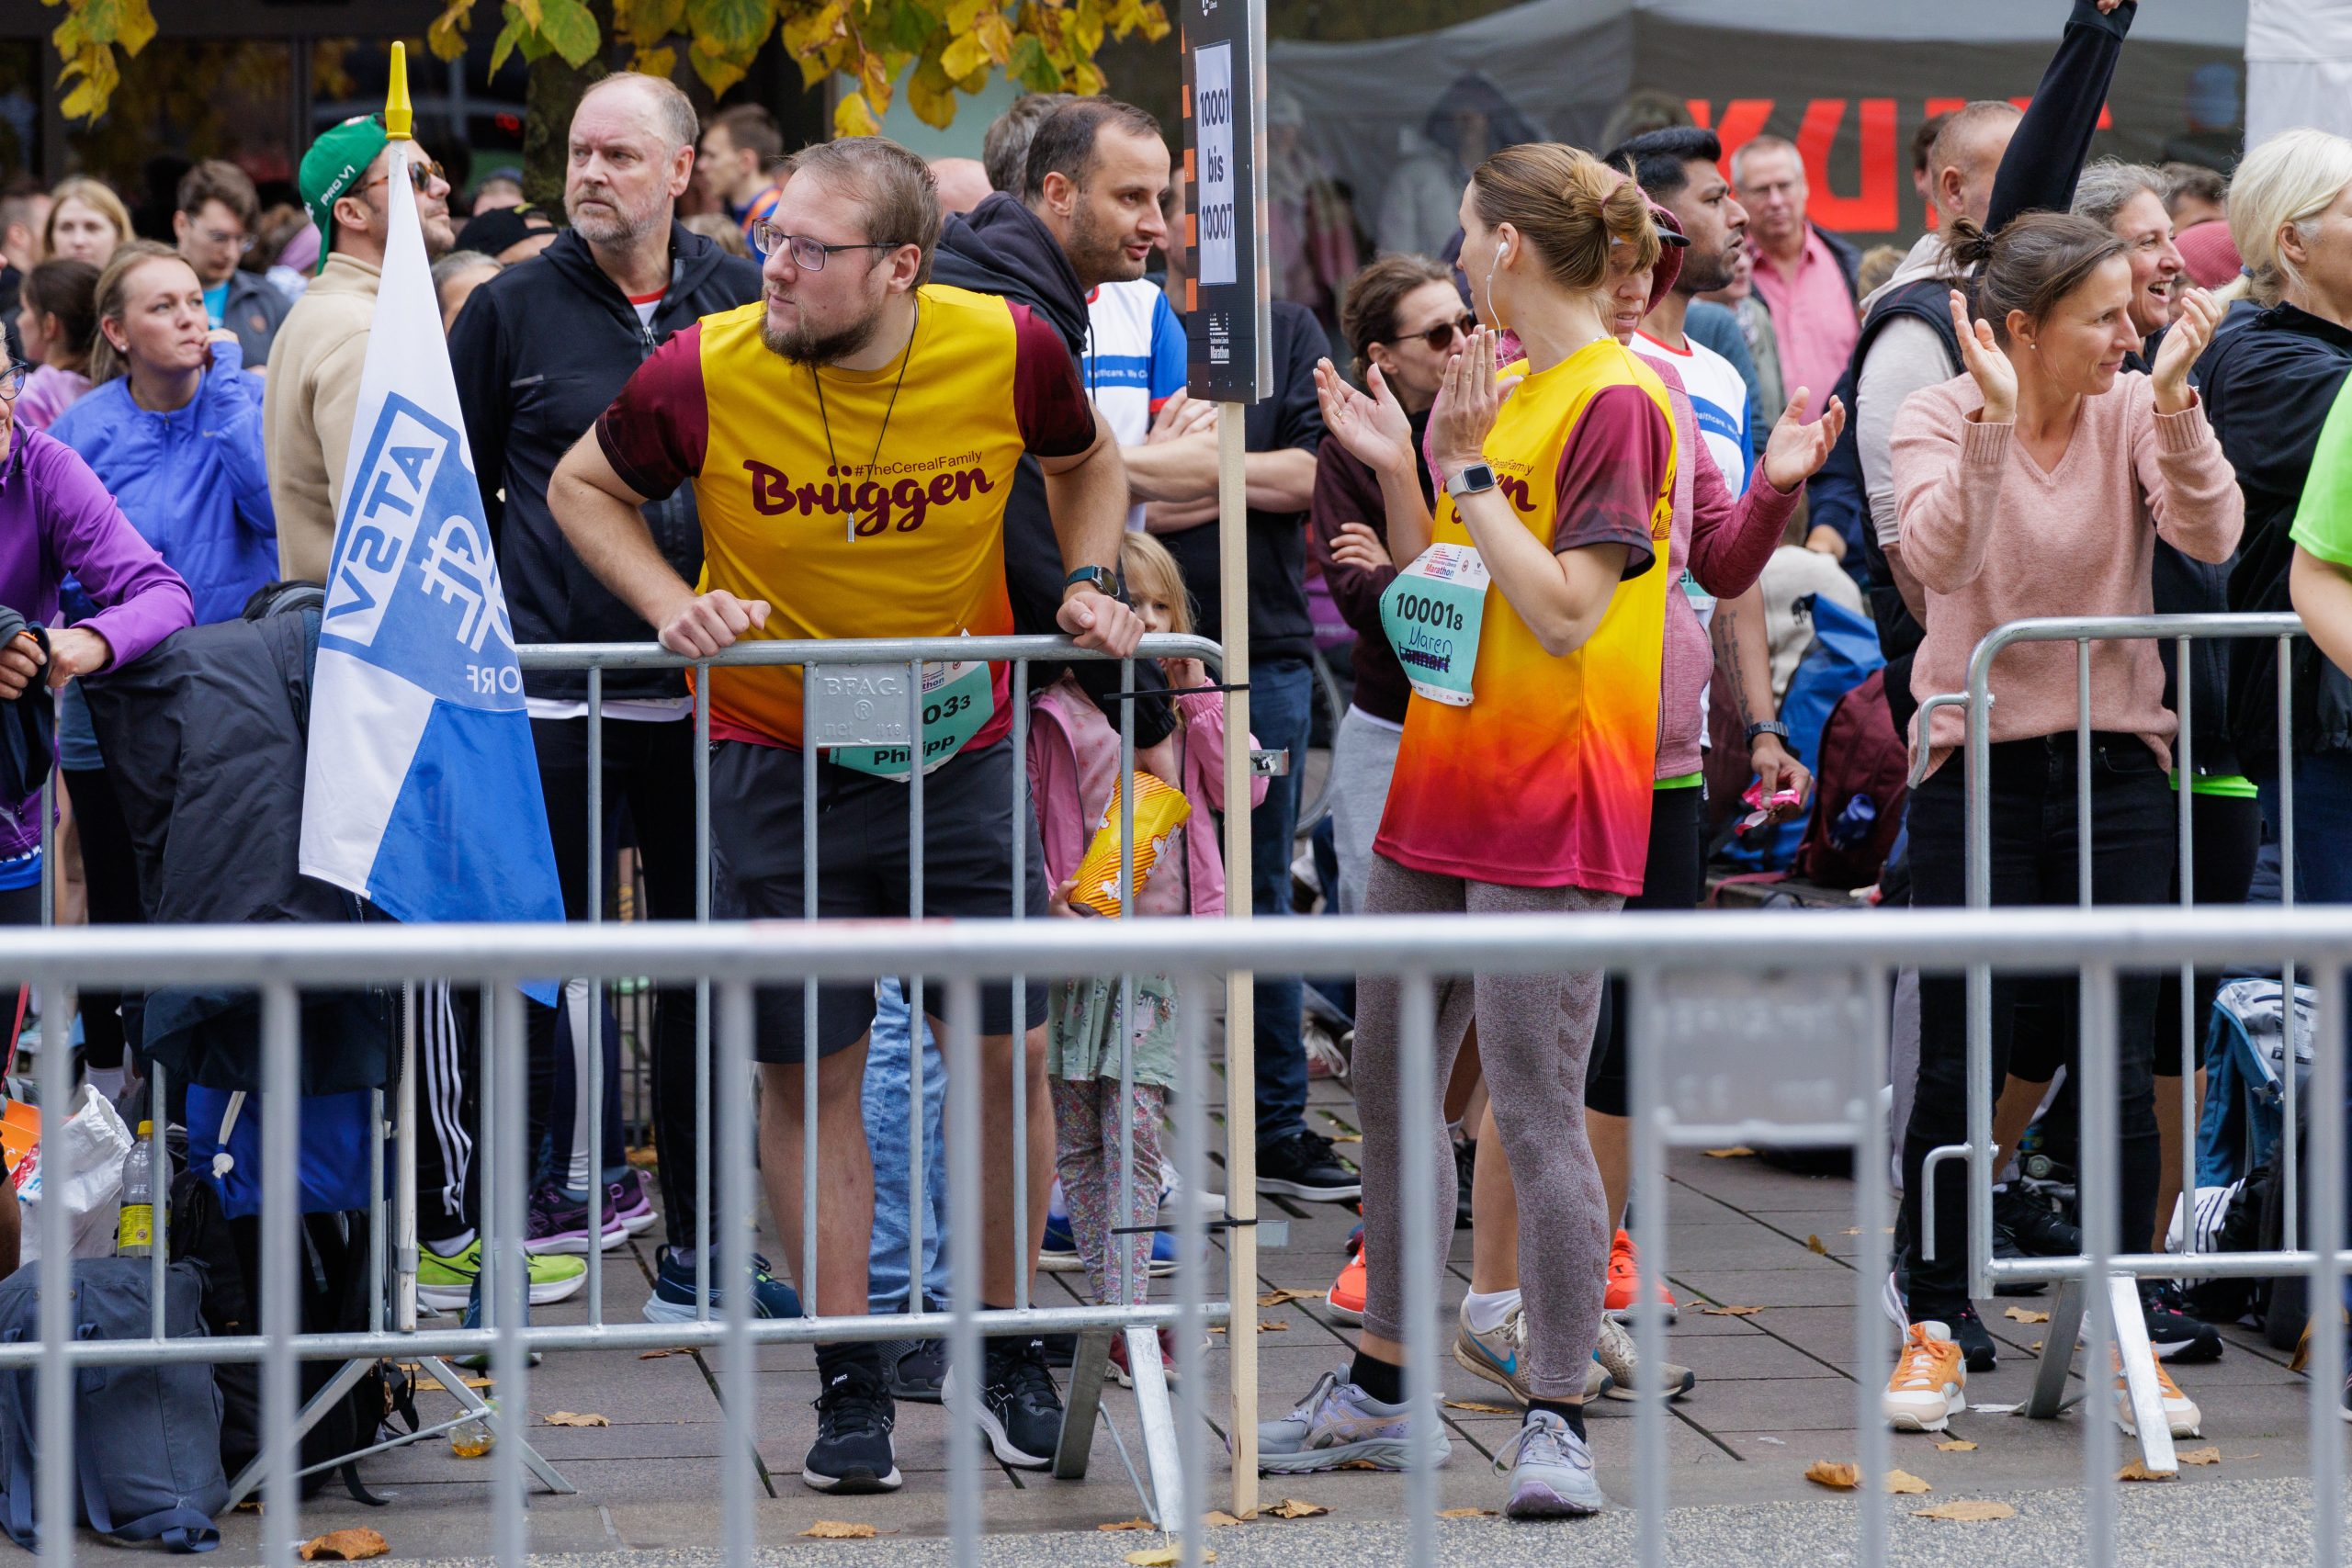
1268 141 1677 1522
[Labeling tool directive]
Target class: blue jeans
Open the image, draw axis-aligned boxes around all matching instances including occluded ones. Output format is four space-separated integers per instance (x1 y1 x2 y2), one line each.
2250 750 2352 1321
862 979 952 1314
1250 657 1315 1152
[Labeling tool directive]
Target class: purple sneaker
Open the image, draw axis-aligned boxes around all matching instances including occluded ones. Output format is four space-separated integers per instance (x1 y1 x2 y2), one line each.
525 1182 628 1255
1253 1368 1450 1473
607 1169 656 1235
1496 1410 1605 1518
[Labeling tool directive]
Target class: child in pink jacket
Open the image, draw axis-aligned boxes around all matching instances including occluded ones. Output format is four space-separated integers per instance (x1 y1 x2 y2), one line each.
1027 534 1265 1375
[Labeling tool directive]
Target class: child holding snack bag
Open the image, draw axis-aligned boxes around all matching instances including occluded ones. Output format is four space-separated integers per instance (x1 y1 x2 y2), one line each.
1026 534 1265 1379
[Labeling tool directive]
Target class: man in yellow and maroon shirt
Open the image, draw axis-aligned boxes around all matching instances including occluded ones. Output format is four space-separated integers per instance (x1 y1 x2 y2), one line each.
550 135 1140 1494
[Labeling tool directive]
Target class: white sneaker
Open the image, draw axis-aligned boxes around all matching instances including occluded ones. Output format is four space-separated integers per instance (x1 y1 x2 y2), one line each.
2113 1351 2201 1438
1591 1313 1695 1401
1158 1158 1224 1214
1883 1322 1966 1433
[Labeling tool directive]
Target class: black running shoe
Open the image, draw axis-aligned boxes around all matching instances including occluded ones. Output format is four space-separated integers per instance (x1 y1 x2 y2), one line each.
1256 1130 1361 1202
2141 1281 2224 1364
802 1359 901 1494
949 1337 1065 1469
1995 1185 2083 1258
884 1337 945 1403
1950 1303 1999 1372
1908 1301 1999 1374
881 1294 946 1403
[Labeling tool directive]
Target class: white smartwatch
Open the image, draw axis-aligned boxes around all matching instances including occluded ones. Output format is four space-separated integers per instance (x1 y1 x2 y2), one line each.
1444 461 1498 500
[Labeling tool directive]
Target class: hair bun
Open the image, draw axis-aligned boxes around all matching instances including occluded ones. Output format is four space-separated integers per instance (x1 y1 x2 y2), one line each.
1940 216 1997 269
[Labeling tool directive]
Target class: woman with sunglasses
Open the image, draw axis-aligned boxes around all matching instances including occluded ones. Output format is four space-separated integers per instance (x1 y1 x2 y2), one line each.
1309 254 1469 916
43 240 272 1101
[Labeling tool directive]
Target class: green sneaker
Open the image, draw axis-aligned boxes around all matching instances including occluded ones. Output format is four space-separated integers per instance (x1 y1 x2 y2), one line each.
418 1239 586 1311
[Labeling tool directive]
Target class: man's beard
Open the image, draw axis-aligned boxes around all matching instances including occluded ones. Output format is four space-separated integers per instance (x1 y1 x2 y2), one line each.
1067 207 1142 290
763 301 884 367
567 186 662 248
1676 243 1736 296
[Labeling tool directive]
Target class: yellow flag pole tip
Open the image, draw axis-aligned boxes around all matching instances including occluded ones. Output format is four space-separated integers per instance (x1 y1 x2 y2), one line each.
385 41 414 141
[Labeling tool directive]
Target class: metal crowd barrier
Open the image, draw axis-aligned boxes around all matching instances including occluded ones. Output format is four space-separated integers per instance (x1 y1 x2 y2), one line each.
19 633 1260 1540
1913 614 2342 1494
9 907 2352 1566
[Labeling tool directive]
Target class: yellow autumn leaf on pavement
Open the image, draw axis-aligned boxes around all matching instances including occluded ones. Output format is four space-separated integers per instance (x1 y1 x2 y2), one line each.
1915 1500 2017 1521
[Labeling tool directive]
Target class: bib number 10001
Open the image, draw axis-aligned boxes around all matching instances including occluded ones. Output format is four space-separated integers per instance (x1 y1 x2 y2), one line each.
1379 543 1490 707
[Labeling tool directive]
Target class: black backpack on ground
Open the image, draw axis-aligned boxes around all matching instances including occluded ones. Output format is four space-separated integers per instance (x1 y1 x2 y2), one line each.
167 1170 413 1502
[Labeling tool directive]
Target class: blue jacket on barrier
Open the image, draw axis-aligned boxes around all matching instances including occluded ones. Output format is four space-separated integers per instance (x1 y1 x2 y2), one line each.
50 340 276 627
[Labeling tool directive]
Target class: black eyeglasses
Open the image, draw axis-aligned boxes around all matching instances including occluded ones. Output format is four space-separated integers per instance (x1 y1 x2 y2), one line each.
1391 313 1476 353
752 220 910 273
356 156 446 197
0 362 30 401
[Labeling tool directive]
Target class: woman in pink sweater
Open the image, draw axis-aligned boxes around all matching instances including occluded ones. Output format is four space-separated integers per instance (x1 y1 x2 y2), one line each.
1883 213 2243 1437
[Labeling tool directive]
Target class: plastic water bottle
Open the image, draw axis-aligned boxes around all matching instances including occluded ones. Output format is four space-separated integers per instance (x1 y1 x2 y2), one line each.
117 1121 154 1257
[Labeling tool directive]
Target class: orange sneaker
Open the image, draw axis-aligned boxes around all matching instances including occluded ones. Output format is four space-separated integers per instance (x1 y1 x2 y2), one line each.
1883 1321 1966 1432
1604 1229 1678 1320
1327 1248 1365 1325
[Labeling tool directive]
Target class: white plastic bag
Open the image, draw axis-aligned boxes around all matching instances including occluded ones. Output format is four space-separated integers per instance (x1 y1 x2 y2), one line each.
14 1084 134 1264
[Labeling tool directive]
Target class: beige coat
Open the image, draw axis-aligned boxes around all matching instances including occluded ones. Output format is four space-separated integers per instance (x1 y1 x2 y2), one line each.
262 254 379 583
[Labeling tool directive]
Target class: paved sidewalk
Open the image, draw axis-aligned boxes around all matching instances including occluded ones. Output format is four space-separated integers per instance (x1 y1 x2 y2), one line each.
82 1071 2338 1564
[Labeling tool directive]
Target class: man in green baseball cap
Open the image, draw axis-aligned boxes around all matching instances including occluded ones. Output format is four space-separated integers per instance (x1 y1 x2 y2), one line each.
299 111 390 275
265 112 457 583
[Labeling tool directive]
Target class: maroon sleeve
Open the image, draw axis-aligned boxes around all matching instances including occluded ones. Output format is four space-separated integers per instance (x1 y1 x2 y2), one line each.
1307 443 1398 641
1685 422 1801 599
1551 383 1671 581
594 322 708 501
1008 301 1097 458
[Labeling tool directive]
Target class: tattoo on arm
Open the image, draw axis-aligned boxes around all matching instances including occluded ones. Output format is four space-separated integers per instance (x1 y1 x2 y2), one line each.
1713 601 1760 728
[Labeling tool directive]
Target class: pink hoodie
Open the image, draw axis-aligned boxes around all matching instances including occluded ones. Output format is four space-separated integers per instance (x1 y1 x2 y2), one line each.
1027 675 1269 919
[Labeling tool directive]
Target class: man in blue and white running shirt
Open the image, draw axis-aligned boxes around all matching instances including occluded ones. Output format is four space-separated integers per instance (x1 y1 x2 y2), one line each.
1081 276 1189 530
1605 126 1756 489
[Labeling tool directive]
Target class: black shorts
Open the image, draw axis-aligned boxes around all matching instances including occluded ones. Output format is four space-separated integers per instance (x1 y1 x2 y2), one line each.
710 737 1050 1064
1585 784 1706 1119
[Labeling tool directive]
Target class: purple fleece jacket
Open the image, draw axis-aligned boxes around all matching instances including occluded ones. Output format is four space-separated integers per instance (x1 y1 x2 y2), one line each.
0 426 194 859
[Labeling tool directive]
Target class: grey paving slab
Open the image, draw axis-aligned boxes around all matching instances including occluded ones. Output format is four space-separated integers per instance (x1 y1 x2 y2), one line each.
1667 1266 1877 1311
1671 1330 1850 1382
42 1100 2352 1566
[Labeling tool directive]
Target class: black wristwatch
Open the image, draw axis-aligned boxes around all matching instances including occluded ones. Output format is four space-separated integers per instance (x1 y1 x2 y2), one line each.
1064 564 1125 601
1746 720 1792 746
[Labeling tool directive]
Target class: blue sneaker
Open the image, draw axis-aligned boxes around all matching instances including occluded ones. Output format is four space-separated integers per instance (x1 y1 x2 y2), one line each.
641 1244 804 1324
1496 1410 1606 1517
457 1278 542 1371
1038 1210 1181 1276
1040 1208 1082 1271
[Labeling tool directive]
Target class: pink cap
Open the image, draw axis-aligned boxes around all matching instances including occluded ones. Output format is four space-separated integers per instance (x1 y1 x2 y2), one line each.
2175 220 2243 291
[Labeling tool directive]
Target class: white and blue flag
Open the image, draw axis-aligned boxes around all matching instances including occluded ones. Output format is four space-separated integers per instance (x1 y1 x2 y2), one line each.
299 138 563 961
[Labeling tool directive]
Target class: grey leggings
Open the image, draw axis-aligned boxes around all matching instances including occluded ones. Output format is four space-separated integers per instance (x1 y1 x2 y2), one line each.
1353 853 1619 1402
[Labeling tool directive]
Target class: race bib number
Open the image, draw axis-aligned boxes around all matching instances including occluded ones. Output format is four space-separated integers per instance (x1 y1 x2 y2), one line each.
1380 543 1490 707
830 660 995 779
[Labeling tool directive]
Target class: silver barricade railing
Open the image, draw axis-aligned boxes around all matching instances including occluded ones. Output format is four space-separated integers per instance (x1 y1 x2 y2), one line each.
7 906 2352 1566
1914 613 2335 1500
511 631 1239 1521
22 630 1250 1532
